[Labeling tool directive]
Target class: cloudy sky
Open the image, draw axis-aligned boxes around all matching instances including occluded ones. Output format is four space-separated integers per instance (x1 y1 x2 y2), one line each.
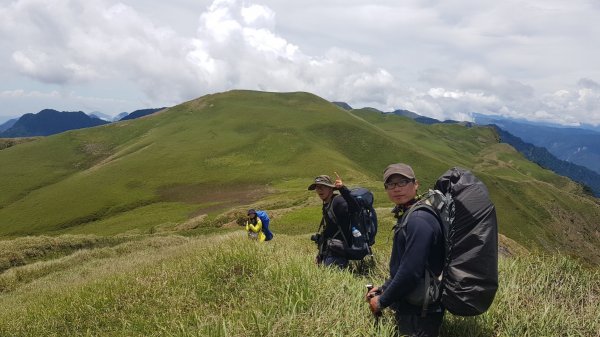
1 0 599 126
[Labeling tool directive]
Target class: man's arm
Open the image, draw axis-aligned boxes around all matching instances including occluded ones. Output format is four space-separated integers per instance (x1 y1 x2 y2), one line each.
331 195 352 238
338 186 360 213
333 173 360 213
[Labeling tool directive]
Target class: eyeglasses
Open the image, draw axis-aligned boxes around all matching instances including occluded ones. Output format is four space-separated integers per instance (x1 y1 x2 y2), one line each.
384 179 414 190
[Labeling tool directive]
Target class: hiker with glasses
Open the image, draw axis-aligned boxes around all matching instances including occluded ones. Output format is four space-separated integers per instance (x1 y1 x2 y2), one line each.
366 163 445 337
308 173 359 268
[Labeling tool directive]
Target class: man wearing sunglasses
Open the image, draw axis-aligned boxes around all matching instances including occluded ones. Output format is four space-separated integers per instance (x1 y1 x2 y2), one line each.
366 163 445 337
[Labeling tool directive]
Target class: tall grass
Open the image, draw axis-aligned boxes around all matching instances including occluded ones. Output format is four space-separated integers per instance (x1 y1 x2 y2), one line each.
444 254 600 337
0 235 127 272
0 232 597 336
0 235 187 293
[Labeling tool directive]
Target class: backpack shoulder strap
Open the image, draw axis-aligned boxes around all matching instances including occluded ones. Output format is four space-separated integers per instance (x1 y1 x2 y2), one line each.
325 195 351 246
396 202 437 235
316 216 327 256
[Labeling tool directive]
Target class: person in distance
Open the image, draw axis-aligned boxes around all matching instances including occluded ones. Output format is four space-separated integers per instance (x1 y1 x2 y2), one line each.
245 209 266 242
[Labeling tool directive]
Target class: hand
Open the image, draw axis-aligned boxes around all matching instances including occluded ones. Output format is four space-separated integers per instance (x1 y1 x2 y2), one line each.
365 286 380 302
334 171 343 189
369 295 382 316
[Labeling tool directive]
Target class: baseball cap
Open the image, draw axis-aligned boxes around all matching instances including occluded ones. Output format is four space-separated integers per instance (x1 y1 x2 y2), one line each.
383 163 416 183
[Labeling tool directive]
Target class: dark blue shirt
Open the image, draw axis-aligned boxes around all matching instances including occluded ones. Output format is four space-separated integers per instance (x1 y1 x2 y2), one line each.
379 209 444 313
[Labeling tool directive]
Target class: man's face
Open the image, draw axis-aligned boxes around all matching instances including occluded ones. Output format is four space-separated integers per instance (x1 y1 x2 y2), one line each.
314 184 334 202
385 174 419 205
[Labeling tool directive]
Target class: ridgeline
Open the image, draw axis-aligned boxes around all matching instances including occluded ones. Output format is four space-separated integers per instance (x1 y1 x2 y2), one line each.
0 90 599 335
1 90 599 262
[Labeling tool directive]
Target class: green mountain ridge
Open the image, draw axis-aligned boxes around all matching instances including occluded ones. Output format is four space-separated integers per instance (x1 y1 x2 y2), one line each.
1 90 599 264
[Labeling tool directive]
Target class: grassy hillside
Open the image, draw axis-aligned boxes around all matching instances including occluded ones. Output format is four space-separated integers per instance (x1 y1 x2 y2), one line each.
0 90 599 264
0 232 597 336
1 91 599 336
349 109 600 263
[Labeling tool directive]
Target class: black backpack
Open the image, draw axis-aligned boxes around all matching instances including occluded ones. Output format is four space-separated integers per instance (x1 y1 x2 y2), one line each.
325 187 378 260
346 188 378 259
401 167 498 316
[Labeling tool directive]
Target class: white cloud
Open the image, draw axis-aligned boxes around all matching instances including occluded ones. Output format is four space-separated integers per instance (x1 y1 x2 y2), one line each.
578 78 600 90
535 82 600 125
241 3 275 27
0 0 599 126
1 0 401 114
0 89 60 99
188 0 398 104
1 0 201 106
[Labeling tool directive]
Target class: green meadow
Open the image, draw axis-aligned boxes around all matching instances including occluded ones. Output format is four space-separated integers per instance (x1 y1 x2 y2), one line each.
0 233 597 336
0 90 599 335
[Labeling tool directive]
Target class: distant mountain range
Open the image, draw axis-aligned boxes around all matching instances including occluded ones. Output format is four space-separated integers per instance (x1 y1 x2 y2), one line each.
474 114 600 175
3 101 598 196
390 110 472 126
119 108 166 121
113 112 130 121
333 102 600 195
0 109 109 137
493 126 600 197
0 118 18 132
415 113 600 195
0 107 166 138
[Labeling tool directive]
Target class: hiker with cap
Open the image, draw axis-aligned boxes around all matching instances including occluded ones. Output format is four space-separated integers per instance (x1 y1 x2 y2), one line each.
366 163 445 337
246 209 267 242
308 173 359 268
